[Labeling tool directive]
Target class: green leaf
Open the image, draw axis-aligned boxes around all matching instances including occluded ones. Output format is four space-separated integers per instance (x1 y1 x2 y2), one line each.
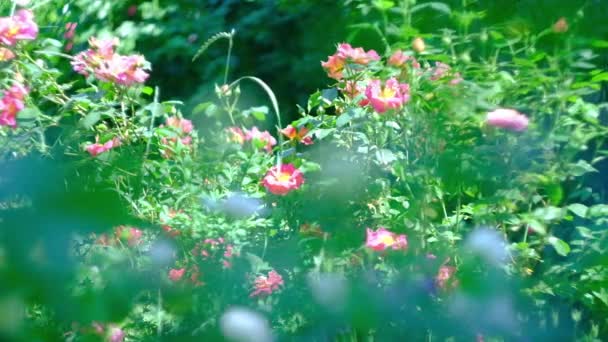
567 203 588 218
569 160 598 177
533 206 565 222
242 106 268 121
591 72 608 83
588 204 608 218
80 111 101 129
376 149 397 165
410 2 451 16
17 108 40 120
548 236 570 256
245 252 270 273
591 40 608 48
192 102 213 115
321 88 338 103
336 111 354 127
141 86 154 95
314 128 334 140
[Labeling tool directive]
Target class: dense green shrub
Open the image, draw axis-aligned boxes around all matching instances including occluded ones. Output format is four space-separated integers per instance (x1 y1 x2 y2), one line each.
0 0 607 341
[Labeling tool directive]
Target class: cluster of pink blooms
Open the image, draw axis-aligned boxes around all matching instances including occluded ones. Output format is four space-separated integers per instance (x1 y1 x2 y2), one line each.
226 126 277 153
262 163 305 195
281 124 313 145
160 116 194 158
69 322 124 342
429 62 463 85
72 37 149 86
96 226 142 247
169 237 236 286
365 227 408 251
86 136 121 156
0 83 28 128
250 270 284 297
486 108 529 132
64 22 77 52
321 43 380 80
0 9 38 49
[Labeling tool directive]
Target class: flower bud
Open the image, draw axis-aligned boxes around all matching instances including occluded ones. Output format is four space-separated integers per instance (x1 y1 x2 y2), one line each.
412 37 425 53
552 17 568 33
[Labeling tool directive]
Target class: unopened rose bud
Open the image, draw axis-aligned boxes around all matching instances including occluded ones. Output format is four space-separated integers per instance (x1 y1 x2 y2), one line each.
412 37 425 53
552 17 568 33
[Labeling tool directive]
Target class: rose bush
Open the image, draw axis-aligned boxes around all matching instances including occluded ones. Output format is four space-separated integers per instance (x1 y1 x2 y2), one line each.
0 0 607 341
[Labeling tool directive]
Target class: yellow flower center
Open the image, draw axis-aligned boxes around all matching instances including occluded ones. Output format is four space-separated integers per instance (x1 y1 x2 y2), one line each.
380 87 396 99
379 234 395 246
277 172 292 182
8 25 19 37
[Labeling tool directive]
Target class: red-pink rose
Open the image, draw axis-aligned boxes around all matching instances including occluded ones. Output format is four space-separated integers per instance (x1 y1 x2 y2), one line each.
365 227 408 251
262 163 304 195
169 268 185 282
250 270 284 297
365 78 410 113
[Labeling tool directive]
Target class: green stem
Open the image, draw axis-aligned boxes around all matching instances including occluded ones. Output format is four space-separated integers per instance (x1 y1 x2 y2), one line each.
223 29 235 85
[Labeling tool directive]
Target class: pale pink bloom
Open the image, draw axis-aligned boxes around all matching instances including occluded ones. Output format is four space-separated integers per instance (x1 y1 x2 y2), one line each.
321 54 345 80
430 62 451 81
365 78 410 113
91 322 105 335
222 260 232 269
0 9 38 46
227 126 246 144
166 116 193 134
262 163 304 195
71 37 118 76
64 22 77 40
365 227 408 251
201 250 209 257
0 47 15 61
72 37 149 86
281 125 313 145
486 108 529 132
86 136 121 156
336 43 380 64
250 270 284 297
0 83 28 128
388 50 420 69
449 72 463 85
435 265 457 289
218 237 225 244
245 127 276 153
109 327 125 342
388 50 408 67
321 43 379 80
204 238 219 245
224 244 234 258
95 54 149 86
168 268 185 282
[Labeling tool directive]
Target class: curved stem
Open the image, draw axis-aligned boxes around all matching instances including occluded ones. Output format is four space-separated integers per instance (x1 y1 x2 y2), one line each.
227 76 284 166
223 29 235 85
